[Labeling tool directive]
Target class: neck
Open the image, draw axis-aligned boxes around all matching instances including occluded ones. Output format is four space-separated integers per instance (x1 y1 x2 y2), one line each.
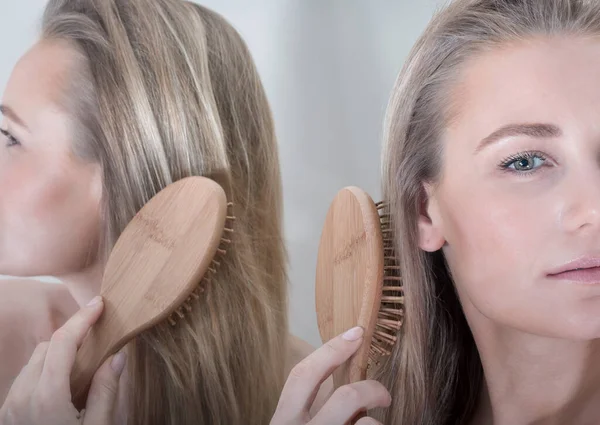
467 310 600 425
57 260 104 307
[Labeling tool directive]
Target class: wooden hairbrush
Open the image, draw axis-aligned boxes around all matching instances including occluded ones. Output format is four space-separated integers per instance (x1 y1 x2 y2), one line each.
315 186 403 399
70 176 234 410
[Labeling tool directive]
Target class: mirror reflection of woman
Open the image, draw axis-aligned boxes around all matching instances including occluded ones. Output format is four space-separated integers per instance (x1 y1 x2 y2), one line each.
0 1 319 423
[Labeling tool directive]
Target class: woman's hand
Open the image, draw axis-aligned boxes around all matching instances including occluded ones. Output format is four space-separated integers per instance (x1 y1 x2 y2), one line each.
0 296 126 425
271 327 391 425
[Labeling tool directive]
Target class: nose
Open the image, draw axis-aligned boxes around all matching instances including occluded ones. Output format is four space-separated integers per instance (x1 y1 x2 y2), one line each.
559 166 600 233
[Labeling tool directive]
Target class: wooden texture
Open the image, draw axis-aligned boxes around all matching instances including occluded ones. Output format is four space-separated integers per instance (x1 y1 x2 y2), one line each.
315 187 384 389
70 176 227 409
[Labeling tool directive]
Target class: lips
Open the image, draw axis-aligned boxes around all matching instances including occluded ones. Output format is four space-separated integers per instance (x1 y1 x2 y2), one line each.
547 257 600 284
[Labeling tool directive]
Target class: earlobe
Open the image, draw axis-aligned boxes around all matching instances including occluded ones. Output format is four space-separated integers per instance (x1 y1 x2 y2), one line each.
417 183 446 252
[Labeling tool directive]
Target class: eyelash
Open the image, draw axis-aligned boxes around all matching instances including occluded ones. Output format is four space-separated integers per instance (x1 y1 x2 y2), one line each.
0 128 20 147
498 150 550 175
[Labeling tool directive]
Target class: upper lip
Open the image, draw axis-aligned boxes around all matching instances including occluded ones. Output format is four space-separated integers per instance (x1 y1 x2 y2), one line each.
547 256 600 276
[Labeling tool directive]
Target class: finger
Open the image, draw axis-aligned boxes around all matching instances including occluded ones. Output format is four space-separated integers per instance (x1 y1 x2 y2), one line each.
25 341 50 376
83 351 126 425
310 380 391 425
354 416 383 425
6 342 49 396
274 327 365 420
39 297 104 393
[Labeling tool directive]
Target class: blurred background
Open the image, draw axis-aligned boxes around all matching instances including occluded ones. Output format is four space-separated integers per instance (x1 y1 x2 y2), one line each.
0 0 441 346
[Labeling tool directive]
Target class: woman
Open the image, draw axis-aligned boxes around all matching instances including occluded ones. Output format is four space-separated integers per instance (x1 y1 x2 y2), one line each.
272 0 600 424
0 0 316 423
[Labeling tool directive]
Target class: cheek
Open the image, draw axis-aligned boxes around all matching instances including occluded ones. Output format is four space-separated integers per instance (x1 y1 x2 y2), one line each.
0 159 43 226
446 199 542 271
1 156 74 223
439 186 551 312
0 154 102 275
436 182 600 338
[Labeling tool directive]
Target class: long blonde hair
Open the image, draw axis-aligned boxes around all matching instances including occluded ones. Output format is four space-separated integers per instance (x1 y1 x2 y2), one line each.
375 1 600 424
41 1 287 424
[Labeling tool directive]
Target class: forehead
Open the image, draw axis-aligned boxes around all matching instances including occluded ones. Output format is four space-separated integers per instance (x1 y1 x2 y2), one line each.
2 39 78 122
447 36 600 139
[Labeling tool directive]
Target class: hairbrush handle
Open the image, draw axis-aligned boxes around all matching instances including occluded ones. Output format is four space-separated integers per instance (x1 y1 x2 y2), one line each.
333 340 374 425
70 299 124 410
332 351 369 389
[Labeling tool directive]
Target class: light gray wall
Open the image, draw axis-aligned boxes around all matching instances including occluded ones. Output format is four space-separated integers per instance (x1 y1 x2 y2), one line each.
0 1 440 346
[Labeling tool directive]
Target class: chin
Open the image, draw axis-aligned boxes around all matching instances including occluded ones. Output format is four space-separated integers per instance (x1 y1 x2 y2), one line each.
0 255 51 278
0 261 24 277
561 303 600 340
0 266 37 278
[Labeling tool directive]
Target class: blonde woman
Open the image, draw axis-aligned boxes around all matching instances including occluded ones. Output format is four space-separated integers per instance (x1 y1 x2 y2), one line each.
0 0 318 424
272 0 600 424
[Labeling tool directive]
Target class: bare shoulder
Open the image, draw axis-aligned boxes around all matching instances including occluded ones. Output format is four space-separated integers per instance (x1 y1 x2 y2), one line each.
0 279 75 401
286 334 334 415
0 279 74 335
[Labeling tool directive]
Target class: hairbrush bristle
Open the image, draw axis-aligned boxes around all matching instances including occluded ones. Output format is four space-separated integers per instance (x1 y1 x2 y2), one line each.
368 201 404 369
167 202 235 326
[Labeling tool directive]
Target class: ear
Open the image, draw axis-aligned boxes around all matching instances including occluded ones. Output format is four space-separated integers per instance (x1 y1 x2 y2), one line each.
417 182 445 252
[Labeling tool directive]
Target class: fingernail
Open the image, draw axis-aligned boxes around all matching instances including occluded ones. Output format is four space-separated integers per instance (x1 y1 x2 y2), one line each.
86 296 102 306
111 351 127 375
342 326 364 341
385 392 392 407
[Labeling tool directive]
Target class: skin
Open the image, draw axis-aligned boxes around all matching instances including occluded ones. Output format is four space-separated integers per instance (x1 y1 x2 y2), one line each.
0 40 325 420
271 328 390 425
0 298 125 425
0 280 75 402
0 40 103 292
0 40 104 402
419 36 600 424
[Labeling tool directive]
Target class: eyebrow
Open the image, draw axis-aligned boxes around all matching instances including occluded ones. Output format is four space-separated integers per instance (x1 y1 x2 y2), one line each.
0 104 28 130
475 123 562 153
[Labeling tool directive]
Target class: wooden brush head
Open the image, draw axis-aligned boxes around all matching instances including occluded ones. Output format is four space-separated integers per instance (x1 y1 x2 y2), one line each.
315 187 384 388
70 176 229 409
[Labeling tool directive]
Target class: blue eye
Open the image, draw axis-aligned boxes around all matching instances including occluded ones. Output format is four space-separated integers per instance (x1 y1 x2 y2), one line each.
499 151 547 173
0 128 20 147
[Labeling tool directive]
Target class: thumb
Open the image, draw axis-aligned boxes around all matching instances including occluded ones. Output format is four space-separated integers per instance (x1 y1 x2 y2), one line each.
82 351 127 425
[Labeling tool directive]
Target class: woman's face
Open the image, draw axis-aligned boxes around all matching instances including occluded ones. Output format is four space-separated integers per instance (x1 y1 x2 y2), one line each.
0 40 101 278
421 37 600 340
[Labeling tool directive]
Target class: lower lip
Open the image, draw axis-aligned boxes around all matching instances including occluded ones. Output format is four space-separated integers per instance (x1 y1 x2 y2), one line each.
548 267 600 284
